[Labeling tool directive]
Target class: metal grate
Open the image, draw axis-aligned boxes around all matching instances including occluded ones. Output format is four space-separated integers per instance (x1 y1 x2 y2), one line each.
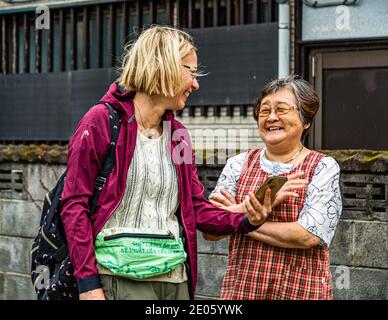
176 104 251 118
0 165 25 200
341 173 388 214
0 0 278 75
197 165 224 197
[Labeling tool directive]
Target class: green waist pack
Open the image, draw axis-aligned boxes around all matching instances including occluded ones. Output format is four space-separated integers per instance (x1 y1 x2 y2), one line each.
95 229 187 279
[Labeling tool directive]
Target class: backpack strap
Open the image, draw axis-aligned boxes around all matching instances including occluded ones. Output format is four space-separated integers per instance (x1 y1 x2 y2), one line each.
90 102 121 214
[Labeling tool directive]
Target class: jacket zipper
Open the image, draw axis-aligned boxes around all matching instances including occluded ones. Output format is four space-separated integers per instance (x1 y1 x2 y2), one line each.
104 231 175 241
174 138 188 241
174 150 194 298
172 139 191 271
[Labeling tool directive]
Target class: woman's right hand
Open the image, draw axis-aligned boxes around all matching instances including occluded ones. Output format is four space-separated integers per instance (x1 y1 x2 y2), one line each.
243 188 273 226
79 288 106 300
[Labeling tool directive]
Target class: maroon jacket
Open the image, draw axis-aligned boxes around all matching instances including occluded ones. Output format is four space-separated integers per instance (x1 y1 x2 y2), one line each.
61 83 256 298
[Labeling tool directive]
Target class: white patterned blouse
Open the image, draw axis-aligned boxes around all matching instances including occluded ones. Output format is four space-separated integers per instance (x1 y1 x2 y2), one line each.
209 149 342 247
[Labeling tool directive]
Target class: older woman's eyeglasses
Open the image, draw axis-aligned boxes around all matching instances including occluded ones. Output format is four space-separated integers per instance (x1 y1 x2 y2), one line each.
258 103 297 117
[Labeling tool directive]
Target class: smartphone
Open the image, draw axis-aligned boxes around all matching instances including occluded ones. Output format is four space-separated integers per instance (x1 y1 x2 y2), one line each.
255 175 288 204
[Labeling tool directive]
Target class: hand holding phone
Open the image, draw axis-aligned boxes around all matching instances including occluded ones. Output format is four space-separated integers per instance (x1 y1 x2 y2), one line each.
255 175 288 204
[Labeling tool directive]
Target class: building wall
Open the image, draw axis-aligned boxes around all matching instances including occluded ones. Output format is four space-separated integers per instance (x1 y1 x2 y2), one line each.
178 0 296 151
0 0 86 10
177 105 264 152
302 0 388 41
0 150 387 300
0 162 65 300
0 0 283 158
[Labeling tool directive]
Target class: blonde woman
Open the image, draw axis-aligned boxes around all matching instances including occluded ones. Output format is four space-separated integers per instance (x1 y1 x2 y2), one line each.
61 26 270 300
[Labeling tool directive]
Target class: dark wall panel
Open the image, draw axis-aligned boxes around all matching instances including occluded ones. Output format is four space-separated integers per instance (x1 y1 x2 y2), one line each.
323 67 388 150
187 23 278 105
0 68 115 142
70 68 117 130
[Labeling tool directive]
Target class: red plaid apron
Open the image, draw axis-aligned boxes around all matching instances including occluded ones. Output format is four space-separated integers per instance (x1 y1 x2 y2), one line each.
220 149 333 300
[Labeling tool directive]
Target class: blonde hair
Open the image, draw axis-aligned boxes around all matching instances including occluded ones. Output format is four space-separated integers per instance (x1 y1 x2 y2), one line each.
118 25 196 97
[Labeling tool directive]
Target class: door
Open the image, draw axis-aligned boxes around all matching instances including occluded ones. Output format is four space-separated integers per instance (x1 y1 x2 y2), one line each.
309 49 388 150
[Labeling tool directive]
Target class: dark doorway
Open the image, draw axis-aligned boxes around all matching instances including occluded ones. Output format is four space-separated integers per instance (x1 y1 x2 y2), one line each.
323 67 388 149
309 49 388 150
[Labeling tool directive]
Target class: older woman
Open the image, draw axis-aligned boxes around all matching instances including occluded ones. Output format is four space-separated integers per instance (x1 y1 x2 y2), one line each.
60 26 268 300
207 75 342 300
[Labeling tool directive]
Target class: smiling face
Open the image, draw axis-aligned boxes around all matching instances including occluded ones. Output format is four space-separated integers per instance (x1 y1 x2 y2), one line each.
258 88 309 149
171 50 200 110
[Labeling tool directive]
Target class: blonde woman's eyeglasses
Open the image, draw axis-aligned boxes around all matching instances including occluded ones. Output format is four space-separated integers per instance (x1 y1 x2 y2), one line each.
182 64 198 80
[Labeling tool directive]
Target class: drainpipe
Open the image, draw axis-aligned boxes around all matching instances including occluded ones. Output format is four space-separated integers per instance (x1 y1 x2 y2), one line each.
277 0 290 78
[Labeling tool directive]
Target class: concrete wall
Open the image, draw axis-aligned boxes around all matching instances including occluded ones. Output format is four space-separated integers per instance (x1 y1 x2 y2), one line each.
0 163 65 300
0 153 387 300
302 0 388 41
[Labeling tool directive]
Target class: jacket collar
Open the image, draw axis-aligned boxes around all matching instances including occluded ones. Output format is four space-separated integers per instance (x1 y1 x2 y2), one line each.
100 82 177 125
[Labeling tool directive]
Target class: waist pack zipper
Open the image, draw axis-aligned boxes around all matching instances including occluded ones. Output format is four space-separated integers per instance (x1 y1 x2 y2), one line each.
104 231 175 241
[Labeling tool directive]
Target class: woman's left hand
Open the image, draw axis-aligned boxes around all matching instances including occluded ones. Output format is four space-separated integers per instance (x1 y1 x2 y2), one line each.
243 188 272 227
272 172 308 208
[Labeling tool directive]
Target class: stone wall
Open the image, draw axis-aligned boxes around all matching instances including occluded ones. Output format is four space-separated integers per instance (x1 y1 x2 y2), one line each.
0 149 387 300
0 163 65 300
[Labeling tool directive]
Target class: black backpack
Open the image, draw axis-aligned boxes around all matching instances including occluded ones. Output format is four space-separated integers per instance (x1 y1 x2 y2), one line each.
30 102 120 300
